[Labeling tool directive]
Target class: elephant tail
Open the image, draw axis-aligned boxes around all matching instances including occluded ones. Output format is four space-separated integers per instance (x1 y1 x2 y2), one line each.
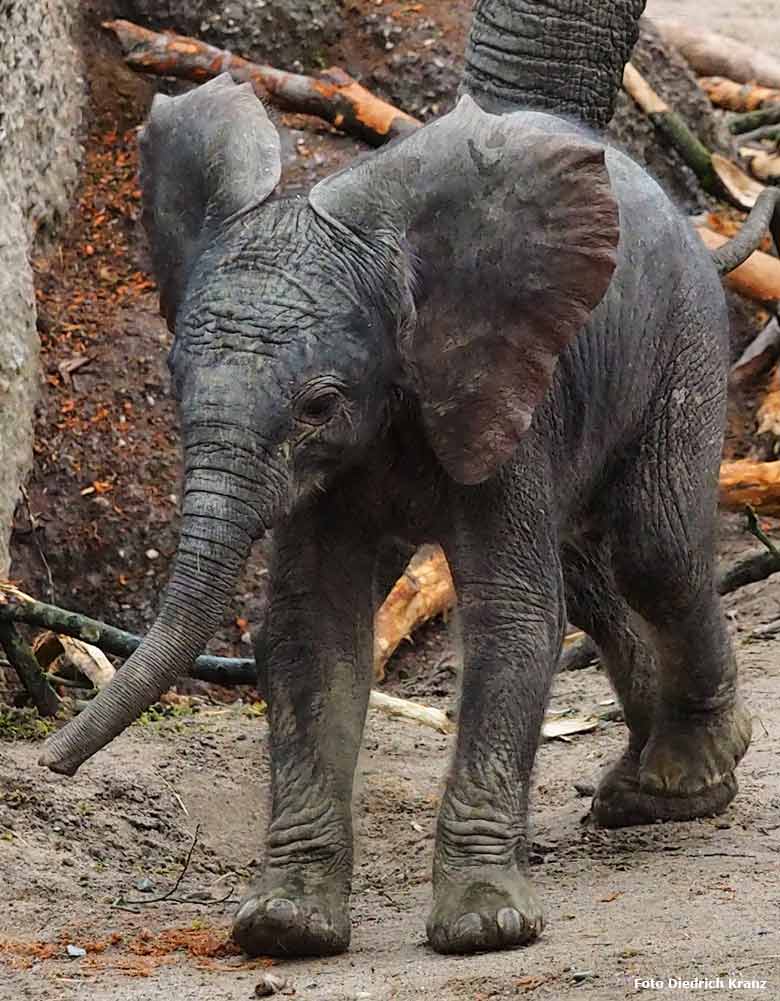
709 187 780 277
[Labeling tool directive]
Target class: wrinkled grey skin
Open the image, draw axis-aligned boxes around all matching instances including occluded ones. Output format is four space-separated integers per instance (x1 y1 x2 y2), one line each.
461 0 647 127
41 77 753 958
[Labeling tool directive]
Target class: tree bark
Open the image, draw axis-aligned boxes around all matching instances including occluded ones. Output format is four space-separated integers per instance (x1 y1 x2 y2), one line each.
104 19 420 147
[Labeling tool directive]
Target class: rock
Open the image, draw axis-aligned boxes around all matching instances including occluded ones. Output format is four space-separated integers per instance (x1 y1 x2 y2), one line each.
120 0 343 72
254 971 288 996
134 876 155 892
66 944 87 958
571 970 595 983
0 0 84 575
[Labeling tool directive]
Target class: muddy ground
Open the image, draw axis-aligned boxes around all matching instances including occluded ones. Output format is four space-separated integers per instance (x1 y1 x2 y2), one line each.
3 1 780 998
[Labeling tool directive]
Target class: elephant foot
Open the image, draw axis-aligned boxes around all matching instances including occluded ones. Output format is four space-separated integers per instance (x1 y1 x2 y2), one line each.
591 749 738 829
639 700 751 797
232 870 350 957
426 867 544 955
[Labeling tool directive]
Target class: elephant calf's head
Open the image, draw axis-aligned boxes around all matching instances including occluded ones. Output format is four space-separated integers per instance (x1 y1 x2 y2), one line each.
41 75 619 776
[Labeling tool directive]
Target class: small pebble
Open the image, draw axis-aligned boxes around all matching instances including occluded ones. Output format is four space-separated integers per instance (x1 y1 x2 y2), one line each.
254 972 288 996
145 548 160 560
135 877 155 893
66 944 86 959
571 970 594 983
573 782 596 797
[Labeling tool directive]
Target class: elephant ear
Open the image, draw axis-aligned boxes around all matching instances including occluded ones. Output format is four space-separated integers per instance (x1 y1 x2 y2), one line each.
139 73 281 330
309 95 619 484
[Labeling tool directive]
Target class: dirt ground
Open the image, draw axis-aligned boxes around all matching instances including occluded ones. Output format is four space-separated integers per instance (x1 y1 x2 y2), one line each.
4 1 780 998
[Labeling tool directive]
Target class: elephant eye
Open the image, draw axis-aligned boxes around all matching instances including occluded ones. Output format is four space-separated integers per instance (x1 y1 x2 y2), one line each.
296 388 342 426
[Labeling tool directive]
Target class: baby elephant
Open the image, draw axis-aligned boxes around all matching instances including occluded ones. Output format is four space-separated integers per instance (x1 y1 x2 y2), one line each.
42 75 757 957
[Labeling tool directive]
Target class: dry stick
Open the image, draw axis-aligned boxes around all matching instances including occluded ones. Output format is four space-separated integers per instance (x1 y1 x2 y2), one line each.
20 486 55 603
103 19 420 148
111 823 231 912
0 623 61 716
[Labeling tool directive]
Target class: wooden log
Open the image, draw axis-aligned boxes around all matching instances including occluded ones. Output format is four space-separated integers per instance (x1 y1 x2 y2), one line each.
373 544 455 682
652 20 780 90
719 458 780 515
0 582 257 685
699 77 780 113
728 105 780 136
731 317 780 387
740 148 780 185
103 19 420 147
757 364 780 439
622 62 718 195
622 63 760 209
697 226 780 302
0 622 61 716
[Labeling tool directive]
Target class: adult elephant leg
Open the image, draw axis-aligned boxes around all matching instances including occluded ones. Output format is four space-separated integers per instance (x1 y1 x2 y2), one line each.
232 498 376 958
427 473 562 955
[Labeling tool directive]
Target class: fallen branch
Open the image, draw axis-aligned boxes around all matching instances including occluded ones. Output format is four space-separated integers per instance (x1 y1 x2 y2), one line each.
730 316 780 387
622 63 760 209
697 77 780 114
374 544 455 682
719 459 780 516
728 105 780 136
0 582 256 685
697 226 780 301
757 363 780 440
368 690 452 734
740 147 780 185
104 19 420 147
652 20 780 90
622 62 718 194
0 623 61 717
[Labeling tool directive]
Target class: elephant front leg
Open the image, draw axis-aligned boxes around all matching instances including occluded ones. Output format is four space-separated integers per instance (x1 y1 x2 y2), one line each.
428 489 563 954
232 507 375 958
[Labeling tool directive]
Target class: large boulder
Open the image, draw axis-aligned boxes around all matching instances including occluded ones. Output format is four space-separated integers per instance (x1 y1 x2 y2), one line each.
122 0 343 71
0 0 84 575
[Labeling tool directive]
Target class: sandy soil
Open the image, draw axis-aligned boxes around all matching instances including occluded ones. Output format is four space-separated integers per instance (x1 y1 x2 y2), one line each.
646 1 780 52
3 564 780 1000
4 2 780 999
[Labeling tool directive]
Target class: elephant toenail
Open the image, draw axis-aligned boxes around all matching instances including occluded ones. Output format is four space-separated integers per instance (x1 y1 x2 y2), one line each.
265 898 297 924
235 897 259 923
497 907 522 938
453 911 483 942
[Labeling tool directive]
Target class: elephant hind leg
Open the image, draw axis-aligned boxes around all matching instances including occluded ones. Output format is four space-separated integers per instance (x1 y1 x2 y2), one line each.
593 410 750 827
562 539 656 753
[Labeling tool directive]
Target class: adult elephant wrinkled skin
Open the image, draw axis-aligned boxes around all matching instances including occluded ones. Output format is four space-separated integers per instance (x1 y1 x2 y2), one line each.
41 76 753 957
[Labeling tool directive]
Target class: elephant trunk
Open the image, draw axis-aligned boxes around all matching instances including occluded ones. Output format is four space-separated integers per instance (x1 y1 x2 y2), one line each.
460 0 646 129
39 460 271 776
